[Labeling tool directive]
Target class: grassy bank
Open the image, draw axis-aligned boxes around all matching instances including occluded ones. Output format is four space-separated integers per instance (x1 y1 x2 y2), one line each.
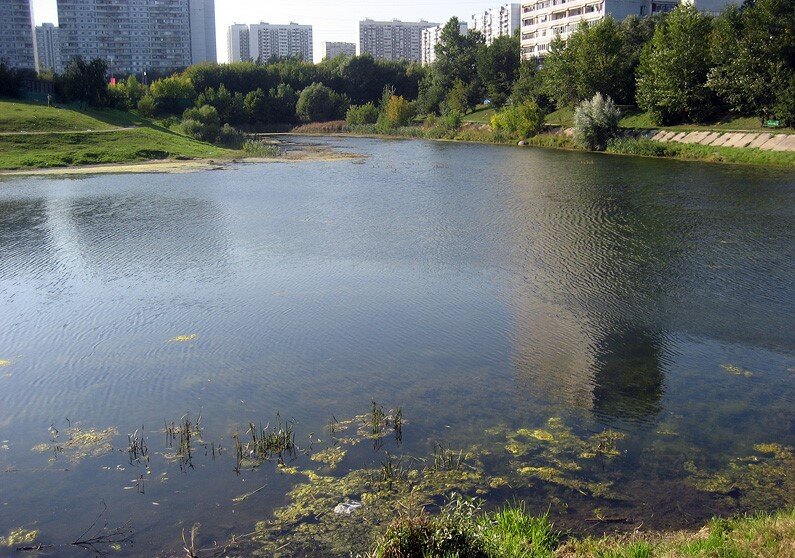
369 502 795 558
0 99 237 170
290 121 794 167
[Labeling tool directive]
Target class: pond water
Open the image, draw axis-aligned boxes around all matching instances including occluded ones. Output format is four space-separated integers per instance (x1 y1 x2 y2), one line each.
0 137 793 557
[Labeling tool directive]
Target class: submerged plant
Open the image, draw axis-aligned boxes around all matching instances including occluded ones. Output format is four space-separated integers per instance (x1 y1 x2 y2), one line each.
164 414 204 471
32 424 117 464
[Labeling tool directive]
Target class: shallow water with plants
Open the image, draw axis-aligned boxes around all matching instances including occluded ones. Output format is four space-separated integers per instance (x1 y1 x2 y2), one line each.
0 137 793 557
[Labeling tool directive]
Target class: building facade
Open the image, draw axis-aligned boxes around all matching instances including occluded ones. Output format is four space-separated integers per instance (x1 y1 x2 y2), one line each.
323 41 356 60
471 4 521 44
228 22 313 62
421 21 468 66
35 23 60 72
359 19 437 62
189 0 217 64
0 0 37 70
57 0 215 75
519 0 735 59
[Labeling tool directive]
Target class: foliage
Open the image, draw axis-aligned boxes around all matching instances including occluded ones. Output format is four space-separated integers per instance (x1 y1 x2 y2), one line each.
242 140 281 157
418 18 484 114
636 5 717 124
346 102 380 125
110 75 147 110
574 93 622 150
605 137 795 166
59 57 109 107
0 62 33 98
149 75 196 116
707 0 795 125
196 84 246 125
296 82 350 122
476 34 522 108
182 105 221 143
217 124 244 148
137 95 156 117
491 101 544 140
444 79 471 115
376 95 415 132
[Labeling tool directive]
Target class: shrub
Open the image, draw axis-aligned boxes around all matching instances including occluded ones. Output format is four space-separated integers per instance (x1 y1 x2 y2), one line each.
149 75 196 115
296 82 350 122
573 92 621 150
376 95 416 132
242 139 280 157
137 95 156 118
491 100 544 140
217 124 244 148
346 102 380 125
181 105 221 143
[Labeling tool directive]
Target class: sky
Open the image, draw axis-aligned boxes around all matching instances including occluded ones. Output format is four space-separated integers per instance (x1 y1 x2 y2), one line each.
30 0 499 63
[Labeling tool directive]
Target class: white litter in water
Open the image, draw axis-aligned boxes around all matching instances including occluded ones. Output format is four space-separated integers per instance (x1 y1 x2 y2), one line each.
333 500 363 515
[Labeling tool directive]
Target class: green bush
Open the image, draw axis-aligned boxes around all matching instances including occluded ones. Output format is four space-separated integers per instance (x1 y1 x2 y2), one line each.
137 95 156 118
296 82 350 122
181 105 221 143
242 139 280 157
376 94 416 132
574 92 621 150
346 103 380 125
217 123 244 148
491 101 544 140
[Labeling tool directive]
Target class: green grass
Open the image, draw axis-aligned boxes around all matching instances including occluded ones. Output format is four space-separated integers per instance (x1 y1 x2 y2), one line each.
0 98 238 169
0 127 235 169
606 137 795 166
369 504 795 558
463 106 496 124
544 107 575 128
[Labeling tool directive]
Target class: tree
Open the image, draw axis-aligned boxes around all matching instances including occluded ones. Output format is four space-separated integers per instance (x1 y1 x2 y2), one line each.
295 82 350 122
182 105 221 143
444 80 469 115
707 0 795 124
0 62 28 98
244 88 269 123
636 5 717 124
476 34 521 108
491 100 544 139
541 17 635 108
510 60 549 108
149 75 196 115
574 92 622 150
377 95 415 131
60 57 108 107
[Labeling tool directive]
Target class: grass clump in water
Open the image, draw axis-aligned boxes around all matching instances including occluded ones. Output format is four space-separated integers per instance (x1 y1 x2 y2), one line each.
243 139 281 157
233 414 296 470
32 423 117 464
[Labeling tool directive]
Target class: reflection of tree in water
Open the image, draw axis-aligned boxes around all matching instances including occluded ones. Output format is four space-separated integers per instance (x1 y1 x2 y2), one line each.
0 199 54 279
591 326 665 424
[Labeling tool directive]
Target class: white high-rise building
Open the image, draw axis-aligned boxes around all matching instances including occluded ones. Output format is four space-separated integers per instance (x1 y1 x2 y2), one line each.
520 0 736 60
57 0 216 74
471 4 521 45
421 21 468 66
0 0 37 70
323 42 357 60
35 23 60 72
228 22 313 62
359 19 437 62
190 0 217 64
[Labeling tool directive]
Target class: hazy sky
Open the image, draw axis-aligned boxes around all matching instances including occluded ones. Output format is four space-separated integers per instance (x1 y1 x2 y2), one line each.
30 0 496 62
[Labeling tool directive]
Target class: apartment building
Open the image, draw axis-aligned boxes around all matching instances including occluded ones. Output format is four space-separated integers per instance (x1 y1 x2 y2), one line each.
57 0 216 74
35 23 61 72
421 21 468 66
359 19 437 62
520 0 736 59
323 42 357 60
0 0 37 70
471 4 522 44
228 22 313 62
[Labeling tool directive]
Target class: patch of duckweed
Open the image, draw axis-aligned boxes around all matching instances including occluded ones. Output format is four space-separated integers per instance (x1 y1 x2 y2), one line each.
310 446 347 469
1 528 39 547
721 363 754 378
0 359 11 367
686 443 794 509
168 334 197 343
32 425 117 464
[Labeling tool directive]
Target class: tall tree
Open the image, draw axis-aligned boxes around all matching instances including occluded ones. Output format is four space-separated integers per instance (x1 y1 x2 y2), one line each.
636 5 717 124
476 34 521 108
60 57 108 107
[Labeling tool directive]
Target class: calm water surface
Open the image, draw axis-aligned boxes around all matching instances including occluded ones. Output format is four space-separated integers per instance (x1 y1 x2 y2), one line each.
0 137 793 556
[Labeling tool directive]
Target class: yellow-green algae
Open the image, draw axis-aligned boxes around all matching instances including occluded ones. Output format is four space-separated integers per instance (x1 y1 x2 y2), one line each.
168 334 197 343
721 363 754 378
310 446 347 469
1 528 39 547
0 359 11 367
686 443 794 509
32 425 117 463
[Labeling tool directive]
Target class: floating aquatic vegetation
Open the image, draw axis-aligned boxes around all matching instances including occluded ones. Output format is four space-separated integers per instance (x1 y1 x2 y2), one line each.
0 359 11 367
32 424 117 464
686 443 795 510
233 414 296 471
168 334 197 343
721 363 754 378
1 528 39 547
311 446 347 469
327 403 403 448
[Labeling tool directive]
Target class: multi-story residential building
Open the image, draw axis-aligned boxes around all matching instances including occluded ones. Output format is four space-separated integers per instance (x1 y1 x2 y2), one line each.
359 19 437 62
421 21 468 66
520 0 735 59
190 0 217 64
323 41 357 60
227 24 251 62
35 23 60 72
57 0 216 74
471 4 521 44
0 0 37 70
228 22 313 62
